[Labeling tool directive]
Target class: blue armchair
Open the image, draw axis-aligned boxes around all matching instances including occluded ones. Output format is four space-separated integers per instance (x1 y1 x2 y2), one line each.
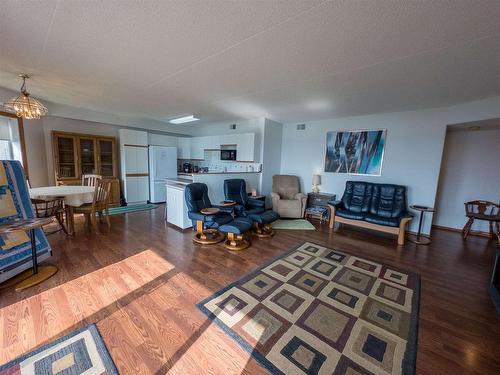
223 179 265 217
185 183 232 245
224 179 279 238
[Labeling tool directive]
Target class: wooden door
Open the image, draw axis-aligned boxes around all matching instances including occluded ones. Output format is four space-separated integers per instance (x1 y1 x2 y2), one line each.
97 138 116 177
78 137 97 175
54 134 79 180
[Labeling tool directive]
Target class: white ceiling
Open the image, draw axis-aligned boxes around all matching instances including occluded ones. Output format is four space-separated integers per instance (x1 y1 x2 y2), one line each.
1 0 500 128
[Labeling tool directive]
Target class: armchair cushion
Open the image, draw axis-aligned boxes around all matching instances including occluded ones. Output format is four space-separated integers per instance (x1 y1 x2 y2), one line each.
248 198 265 208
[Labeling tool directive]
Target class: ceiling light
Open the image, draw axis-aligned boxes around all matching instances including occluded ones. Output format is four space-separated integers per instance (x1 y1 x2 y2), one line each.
169 115 200 124
3 74 48 119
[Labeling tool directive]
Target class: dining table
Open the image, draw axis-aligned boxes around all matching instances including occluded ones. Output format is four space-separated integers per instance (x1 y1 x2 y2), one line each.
29 185 95 235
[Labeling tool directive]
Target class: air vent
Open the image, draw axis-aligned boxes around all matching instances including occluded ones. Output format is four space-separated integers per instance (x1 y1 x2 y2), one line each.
230 124 236 130
297 124 306 130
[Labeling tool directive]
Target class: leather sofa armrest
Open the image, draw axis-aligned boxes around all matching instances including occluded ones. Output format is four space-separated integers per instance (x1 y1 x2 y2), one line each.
328 199 342 207
248 198 265 208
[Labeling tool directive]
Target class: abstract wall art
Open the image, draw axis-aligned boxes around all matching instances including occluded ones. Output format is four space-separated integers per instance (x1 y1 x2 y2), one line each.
324 129 386 175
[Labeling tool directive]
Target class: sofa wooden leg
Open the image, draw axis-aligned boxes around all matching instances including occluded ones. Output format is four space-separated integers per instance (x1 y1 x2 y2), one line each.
398 217 411 246
328 205 336 229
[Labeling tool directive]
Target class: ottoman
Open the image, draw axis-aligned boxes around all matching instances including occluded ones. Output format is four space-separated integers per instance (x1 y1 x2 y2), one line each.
218 217 253 251
248 210 280 238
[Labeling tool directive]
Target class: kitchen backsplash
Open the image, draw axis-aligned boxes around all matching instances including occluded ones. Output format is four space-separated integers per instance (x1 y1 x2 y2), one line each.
179 150 262 173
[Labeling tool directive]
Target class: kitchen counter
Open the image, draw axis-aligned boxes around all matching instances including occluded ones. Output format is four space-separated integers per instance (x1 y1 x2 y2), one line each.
178 171 261 176
166 177 193 186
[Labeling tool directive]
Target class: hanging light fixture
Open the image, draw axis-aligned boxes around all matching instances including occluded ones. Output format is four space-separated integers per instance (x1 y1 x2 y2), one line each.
3 74 48 119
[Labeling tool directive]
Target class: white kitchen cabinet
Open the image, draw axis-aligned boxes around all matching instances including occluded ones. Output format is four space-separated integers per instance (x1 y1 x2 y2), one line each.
119 128 149 205
208 135 221 150
123 146 148 174
166 185 192 229
190 137 205 160
177 137 191 159
236 133 255 161
119 129 148 146
220 134 237 146
125 176 149 204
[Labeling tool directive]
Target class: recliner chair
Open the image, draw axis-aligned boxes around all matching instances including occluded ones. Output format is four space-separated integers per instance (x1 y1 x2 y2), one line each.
224 179 280 238
185 183 232 245
224 179 265 217
271 175 307 218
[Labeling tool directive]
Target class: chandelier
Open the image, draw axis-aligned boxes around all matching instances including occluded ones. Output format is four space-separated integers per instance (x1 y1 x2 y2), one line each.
3 74 48 119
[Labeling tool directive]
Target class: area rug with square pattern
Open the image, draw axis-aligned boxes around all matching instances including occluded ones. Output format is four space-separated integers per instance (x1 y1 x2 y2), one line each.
198 241 420 375
0 324 118 375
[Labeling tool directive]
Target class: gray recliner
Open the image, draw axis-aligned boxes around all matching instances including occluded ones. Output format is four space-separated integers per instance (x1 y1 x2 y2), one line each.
271 175 307 218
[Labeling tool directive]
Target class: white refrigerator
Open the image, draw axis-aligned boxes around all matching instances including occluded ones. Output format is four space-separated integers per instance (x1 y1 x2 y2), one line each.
148 146 178 203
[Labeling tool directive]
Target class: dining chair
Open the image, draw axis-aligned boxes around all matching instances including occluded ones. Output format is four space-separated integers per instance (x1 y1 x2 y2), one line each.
462 200 500 240
74 179 112 231
31 198 68 236
82 174 102 187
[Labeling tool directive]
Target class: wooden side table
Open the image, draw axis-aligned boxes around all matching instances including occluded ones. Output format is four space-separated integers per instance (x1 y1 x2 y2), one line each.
407 205 435 245
0 218 57 291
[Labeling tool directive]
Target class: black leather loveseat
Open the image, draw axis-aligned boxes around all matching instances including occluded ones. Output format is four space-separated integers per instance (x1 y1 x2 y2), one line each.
328 181 413 245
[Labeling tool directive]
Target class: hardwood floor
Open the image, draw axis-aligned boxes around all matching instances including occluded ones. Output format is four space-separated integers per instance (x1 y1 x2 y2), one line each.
1 207 499 374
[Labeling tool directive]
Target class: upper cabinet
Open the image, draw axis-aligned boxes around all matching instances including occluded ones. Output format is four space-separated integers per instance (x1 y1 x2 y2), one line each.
236 133 255 161
120 129 148 146
178 133 256 162
177 137 191 159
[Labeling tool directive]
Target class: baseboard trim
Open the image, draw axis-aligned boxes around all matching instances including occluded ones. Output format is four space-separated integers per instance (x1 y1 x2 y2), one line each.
431 224 490 238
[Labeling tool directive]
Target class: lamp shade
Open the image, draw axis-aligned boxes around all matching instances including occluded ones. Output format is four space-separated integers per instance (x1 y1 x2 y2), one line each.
312 174 321 185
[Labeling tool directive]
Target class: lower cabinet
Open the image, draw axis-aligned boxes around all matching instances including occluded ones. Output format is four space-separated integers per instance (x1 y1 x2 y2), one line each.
125 176 149 204
166 185 192 229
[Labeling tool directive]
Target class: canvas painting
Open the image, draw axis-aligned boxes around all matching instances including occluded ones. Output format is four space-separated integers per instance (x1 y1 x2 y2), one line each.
324 129 386 175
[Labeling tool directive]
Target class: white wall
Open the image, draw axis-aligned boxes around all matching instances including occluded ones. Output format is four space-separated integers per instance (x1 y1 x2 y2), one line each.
280 109 447 234
261 119 283 201
434 127 500 232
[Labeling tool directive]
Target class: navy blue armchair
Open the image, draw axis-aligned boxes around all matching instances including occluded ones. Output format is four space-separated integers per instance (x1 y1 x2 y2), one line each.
224 179 265 217
224 179 279 238
185 183 232 244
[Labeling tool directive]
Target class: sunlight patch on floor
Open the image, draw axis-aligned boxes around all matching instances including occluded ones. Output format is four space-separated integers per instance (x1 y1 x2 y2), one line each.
0 249 175 364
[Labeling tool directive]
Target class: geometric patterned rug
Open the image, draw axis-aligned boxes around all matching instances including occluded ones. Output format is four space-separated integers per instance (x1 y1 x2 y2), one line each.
198 241 420 375
0 324 118 375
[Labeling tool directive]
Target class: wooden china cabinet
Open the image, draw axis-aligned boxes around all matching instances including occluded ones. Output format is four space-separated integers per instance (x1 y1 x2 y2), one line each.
52 131 121 206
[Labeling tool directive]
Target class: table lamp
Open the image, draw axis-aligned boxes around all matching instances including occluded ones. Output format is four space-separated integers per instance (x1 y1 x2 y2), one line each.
312 174 321 193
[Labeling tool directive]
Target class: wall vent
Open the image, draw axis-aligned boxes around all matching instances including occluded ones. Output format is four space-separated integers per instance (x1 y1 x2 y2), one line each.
296 124 306 130
230 124 237 130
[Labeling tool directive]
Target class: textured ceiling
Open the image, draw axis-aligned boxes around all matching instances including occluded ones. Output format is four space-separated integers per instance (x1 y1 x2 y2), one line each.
1 0 500 127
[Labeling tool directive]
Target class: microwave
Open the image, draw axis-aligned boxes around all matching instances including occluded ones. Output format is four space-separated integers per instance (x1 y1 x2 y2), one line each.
221 149 237 161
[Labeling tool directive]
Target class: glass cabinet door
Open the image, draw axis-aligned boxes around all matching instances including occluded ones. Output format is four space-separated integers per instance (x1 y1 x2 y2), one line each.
97 139 115 177
79 137 97 175
56 135 78 179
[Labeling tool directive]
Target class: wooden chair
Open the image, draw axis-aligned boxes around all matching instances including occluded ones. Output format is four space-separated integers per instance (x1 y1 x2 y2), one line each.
31 198 68 236
74 179 112 231
82 174 102 187
462 200 500 240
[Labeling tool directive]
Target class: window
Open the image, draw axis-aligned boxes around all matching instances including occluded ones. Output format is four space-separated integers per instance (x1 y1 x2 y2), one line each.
0 111 28 178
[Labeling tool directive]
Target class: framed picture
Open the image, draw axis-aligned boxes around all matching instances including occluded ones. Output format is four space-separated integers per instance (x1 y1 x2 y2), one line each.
324 129 386 176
